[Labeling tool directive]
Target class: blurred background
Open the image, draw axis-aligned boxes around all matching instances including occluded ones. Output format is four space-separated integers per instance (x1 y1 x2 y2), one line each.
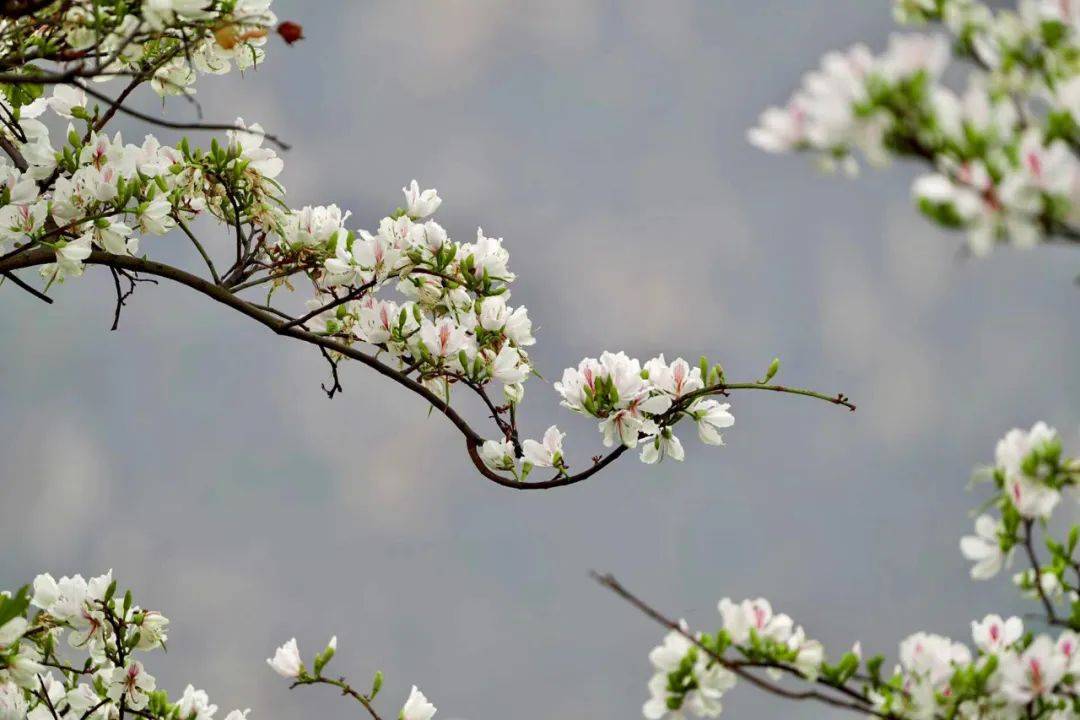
2 1 1078 718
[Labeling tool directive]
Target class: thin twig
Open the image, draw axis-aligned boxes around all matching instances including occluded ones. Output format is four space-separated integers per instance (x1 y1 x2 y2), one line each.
73 80 291 150
2 270 52 303
291 677 384 720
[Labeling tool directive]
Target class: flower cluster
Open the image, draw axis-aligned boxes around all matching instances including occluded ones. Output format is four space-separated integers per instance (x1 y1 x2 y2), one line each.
554 353 734 458
0 95 285 286
960 422 1080 606
0 571 443 720
750 0 1080 255
0 570 253 720
270 181 536 409
643 599 820 719
633 421 1080 719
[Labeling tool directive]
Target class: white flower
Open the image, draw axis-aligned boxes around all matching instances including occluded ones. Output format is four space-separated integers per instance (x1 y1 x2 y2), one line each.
502 305 534 346
598 409 650 449
647 623 694 673
787 627 825 681
718 598 793 644
971 614 1022 653
644 625 694 720
479 438 516 471
644 355 704 399
416 220 448 253
644 622 734 719
355 298 399 345
686 662 735 718
0 681 25 720
1005 474 1061 520
91 219 137 256
400 686 436 720
138 198 175 235
800 43 875 149
490 345 529 385
266 638 303 679
642 672 674 720
283 205 348 248
553 357 604 415
566 351 673 449
1000 635 1067 704
1057 631 1080 677
228 117 283 179
27 675 66 720
879 33 950 81
932 78 1016 143
402 181 442 219
419 318 469 359
65 684 108 719
0 200 47 247
898 632 971 687
136 610 169 650
691 400 734 445
1010 129 1076 197
959 514 1005 580
34 571 107 634
178 685 217 720
352 229 401 281
912 160 1040 256
461 228 514 282
42 236 93 284
374 215 421 252
478 295 509 331
996 422 1059 481
142 0 211 30
32 573 73 618
107 661 156 711
0 169 39 207
748 101 807 153
600 351 648 408
3 643 43 689
522 426 564 468
640 428 685 464
503 382 524 404
46 85 87 118
324 232 368 286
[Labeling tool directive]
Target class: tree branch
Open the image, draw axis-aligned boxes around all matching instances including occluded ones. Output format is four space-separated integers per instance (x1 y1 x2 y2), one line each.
73 80 291 151
0 249 854 490
591 572 916 720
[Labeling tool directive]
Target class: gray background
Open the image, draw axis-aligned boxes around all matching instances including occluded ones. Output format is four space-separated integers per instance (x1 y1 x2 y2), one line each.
2 2 1078 718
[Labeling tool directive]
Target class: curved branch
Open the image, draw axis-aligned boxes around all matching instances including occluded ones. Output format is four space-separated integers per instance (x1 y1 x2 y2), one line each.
0 249 855 491
72 80 292 151
0 248 484 445
291 677 384 720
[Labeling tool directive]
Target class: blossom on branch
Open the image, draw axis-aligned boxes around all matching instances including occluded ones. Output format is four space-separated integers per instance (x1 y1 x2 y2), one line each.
751 0 1080 256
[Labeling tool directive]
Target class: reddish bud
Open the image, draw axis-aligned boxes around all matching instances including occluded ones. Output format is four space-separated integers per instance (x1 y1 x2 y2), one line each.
277 21 304 45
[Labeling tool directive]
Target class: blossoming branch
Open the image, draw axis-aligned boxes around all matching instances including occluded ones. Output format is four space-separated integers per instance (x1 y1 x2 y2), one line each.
750 0 1080 257
599 421 1080 719
0 0 854 490
0 571 441 720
